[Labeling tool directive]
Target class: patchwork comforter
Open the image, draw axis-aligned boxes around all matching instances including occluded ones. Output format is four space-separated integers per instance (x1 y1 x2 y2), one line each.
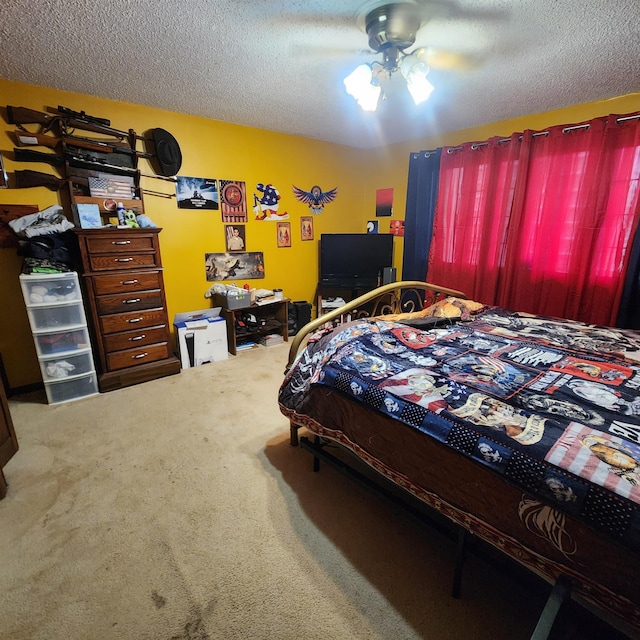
279 307 640 552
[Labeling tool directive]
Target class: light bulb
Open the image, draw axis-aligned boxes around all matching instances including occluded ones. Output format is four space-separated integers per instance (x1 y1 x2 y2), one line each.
343 64 381 111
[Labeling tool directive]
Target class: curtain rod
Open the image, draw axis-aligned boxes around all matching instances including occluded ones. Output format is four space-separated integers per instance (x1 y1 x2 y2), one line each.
443 113 640 154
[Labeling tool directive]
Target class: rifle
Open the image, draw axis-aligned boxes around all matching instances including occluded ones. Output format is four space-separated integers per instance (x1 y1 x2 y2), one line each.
6 105 58 132
65 149 138 175
56 105 110 127
14 170 89 190
14 170 70 190
13 126 154 159
14 148 65 167
7 105 129 139
13 130 124 154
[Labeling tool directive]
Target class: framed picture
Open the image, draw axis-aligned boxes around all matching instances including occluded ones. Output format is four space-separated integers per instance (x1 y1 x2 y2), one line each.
277 221 291 248
0 152 7 188
300 216 314 241
225 225 246 252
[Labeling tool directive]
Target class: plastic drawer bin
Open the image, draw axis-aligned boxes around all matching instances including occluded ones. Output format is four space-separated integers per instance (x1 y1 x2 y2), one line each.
45 373 98 404
35 327 91 356
39 350 95 382
27 301 86 331
20 273 80 304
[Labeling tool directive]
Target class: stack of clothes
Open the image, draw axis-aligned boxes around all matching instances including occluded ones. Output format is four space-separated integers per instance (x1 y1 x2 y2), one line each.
8 204 77 274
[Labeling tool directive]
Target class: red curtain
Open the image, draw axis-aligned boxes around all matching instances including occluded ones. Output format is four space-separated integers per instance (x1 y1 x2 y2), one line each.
427 114 640 325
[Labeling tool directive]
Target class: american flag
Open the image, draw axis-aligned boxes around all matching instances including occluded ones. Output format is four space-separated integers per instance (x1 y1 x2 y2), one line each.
89 174 134 199
547 422 640 502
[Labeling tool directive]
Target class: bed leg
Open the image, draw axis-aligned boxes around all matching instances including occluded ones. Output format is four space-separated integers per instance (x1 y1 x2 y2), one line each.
530 575 571 640
290 422 299 446
313 435 320 472
452 527 468 599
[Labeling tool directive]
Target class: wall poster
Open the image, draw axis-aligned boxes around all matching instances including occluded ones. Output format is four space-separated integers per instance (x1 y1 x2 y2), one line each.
375 187 393 217
300 216 314 241
205 252 264 281
219 180 248 223
277 222 291 247
176 176 219 209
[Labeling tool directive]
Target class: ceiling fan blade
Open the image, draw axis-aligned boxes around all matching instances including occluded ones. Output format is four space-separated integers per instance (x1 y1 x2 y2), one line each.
414 47 481 72
292 44 374 59
413 0 509 23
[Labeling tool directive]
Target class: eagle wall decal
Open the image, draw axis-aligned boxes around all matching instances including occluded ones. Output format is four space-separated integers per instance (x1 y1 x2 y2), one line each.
292 184 338 215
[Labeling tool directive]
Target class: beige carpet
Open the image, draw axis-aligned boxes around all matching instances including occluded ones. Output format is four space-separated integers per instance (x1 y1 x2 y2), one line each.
0 343 631 640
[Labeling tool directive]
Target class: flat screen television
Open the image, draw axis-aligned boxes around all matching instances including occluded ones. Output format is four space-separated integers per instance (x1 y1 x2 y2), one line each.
319 233 393 289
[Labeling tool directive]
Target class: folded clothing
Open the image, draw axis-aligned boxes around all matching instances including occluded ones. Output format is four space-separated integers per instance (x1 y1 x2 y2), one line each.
9 205 74 238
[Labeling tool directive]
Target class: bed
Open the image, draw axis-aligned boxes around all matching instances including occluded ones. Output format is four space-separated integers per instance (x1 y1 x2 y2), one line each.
278 281 640 638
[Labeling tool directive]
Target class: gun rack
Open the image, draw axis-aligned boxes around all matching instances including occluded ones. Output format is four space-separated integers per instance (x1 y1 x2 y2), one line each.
4 104 179 226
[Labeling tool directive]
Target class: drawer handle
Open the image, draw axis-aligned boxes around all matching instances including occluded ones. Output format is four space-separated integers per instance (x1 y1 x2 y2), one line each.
129 334 146 341
121 279 139 285
112 240 131 245
123 298 142 304
115 257 134 263
128 317 144 324
132 352 148 359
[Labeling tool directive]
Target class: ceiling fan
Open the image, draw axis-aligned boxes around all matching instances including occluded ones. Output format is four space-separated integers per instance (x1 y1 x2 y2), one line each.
344 0 497 110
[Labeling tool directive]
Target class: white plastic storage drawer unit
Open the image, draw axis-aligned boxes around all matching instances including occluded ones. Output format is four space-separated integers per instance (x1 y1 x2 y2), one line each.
20 272 99 404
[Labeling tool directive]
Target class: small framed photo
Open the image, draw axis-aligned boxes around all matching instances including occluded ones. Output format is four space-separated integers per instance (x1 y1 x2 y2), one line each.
300 216 314 241
0 152 7 188
277 221 291 248
225 225 246 252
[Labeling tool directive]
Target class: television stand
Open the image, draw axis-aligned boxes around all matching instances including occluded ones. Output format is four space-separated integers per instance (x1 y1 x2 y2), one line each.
316 283 377 319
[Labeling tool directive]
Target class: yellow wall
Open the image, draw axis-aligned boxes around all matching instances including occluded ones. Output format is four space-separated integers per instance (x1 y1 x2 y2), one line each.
1 78 638 388
0 79 371 387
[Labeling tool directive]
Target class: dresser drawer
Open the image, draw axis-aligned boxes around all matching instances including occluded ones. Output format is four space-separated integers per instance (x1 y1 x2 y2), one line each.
100 308 169 335
85 234 157 254
103 325 170 353
97 289 164 315
89 253 159 272
106 342 171 371
93 271 162 295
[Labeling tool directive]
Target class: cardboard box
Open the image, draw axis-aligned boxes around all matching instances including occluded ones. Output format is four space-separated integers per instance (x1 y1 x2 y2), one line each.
174 308 228 368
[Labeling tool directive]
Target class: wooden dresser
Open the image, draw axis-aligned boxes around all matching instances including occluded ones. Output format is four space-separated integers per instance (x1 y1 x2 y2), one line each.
74 228 180 392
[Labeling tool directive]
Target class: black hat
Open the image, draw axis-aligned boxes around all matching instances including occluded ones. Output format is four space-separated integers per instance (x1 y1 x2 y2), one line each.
149 128 182 177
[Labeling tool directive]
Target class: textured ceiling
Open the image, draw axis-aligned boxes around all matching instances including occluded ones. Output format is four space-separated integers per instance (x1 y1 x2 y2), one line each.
1 0 639 149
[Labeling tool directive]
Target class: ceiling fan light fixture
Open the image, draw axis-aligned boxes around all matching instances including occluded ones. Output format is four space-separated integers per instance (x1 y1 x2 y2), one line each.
405 72 434 105
343 63 381 111
400 54 434 105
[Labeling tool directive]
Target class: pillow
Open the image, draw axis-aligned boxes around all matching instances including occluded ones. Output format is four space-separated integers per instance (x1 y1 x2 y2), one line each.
380 297 484 322
422 297 485 320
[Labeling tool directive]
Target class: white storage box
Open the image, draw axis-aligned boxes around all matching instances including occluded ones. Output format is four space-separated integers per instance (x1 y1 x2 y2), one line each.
45 372 99 404
39 349 96 382
174 308 228 368
20 272 80 304
27 301 86 331
34 326 92 357
20 272 98 405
